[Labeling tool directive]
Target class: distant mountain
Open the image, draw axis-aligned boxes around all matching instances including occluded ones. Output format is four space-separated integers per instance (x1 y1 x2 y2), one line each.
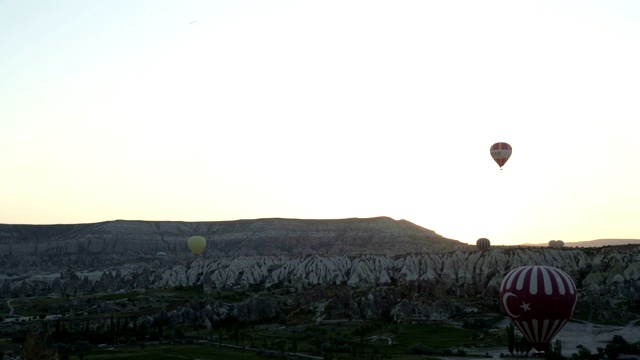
522 238 640 248
0 217 470 271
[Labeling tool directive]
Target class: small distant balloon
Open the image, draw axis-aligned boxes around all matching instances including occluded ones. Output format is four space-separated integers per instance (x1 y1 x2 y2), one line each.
549 240 564 249
476 238 491 251
187 236 206 257
490 142 512 170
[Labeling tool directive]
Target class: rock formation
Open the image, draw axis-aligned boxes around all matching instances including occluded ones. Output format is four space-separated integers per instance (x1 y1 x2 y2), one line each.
1 217 639 330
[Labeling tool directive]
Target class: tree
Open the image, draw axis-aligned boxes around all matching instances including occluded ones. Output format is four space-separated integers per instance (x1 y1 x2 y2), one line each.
521 338 532 357
545 339 565 360
506 323 515 355
605 335 629 360
610 335 629 353
232 327 239 346
575 346 592 359
22 326 58 360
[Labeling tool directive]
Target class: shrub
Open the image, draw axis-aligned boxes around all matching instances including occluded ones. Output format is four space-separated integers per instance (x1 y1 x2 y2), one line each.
573 346 592 359
74 340 93 353
408 343 434 355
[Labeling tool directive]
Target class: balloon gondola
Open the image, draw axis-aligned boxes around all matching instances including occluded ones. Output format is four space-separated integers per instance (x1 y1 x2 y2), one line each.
499 265 577 352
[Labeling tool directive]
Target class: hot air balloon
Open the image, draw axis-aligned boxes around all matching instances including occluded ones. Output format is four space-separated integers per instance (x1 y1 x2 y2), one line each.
548 240 564 249
476 238 490 251
187 235 206 258
490 142 512 170
499 266 577 352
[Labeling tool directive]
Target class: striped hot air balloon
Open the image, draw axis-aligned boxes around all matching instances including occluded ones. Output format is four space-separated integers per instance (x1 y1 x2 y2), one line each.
499 266 577 352
490 142 512 169
476 238 491 251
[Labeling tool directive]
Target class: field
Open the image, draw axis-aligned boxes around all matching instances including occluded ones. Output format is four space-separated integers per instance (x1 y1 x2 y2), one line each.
61 344 267 360
1 319 506 359
5 283 638 359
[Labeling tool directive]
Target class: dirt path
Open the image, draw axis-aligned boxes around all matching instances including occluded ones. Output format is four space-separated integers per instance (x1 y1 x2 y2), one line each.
6 299 14 316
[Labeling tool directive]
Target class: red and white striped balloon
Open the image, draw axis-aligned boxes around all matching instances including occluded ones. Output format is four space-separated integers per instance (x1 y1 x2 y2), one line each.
499 266 578 352
490 142 512 169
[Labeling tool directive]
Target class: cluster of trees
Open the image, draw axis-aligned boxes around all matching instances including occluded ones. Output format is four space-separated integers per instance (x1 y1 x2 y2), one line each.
47 315 170 349
498 332 640 360
575 335 640 360
503 323 533 357
5 315 640 360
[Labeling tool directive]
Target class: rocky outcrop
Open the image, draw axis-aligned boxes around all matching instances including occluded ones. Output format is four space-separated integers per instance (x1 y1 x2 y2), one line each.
4 246 639 298
2 218 639 328
2 246 639 329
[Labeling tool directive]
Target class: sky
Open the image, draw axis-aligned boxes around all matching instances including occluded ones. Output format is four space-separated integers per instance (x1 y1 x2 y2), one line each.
1 1 639 246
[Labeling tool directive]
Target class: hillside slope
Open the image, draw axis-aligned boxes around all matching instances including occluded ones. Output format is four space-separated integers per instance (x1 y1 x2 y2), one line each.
0 217 470 270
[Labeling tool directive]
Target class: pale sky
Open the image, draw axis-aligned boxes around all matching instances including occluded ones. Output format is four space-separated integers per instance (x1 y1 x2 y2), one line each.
1 1 639 246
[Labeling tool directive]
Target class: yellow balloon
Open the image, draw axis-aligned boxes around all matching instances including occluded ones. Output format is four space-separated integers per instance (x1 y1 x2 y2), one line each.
187 235 206 256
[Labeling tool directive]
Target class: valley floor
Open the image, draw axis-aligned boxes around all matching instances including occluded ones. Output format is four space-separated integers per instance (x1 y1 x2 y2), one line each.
466 319 640 359
554 319 640 353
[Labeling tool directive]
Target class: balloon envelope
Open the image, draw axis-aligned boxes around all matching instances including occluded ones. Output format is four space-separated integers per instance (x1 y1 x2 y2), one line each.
548 240 564 249
499 266 577 352
476 238 490 251
490 142 512 169
187 236 206 256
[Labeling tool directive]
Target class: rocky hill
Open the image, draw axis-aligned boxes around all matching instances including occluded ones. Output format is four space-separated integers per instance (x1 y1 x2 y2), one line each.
0 217 469 271
2 246 639 328
2 217 640 331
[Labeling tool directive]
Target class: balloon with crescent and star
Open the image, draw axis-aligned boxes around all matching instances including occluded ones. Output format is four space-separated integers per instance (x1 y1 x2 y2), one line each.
499 265 578 352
